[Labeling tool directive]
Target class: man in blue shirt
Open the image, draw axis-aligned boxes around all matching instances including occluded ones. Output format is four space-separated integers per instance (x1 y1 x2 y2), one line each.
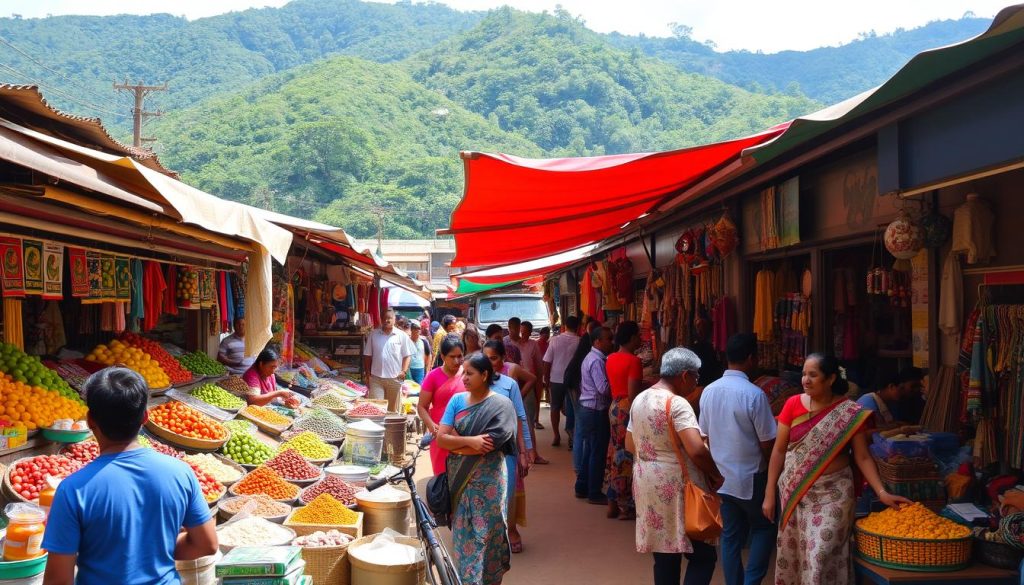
699 333 777 585
856 372 904 428
43 367 217 585
574 326 613 504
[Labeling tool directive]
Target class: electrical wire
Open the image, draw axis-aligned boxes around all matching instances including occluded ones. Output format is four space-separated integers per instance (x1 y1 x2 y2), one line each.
0 61 130 119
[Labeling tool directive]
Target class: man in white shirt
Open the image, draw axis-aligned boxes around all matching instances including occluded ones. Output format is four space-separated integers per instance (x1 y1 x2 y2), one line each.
698 333 777 585
542 315 580 447
217 318 254 375
362 309 415 413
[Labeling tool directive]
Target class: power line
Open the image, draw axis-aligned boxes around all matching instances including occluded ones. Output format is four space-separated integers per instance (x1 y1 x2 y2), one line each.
0 61 130 119
0 33 115 104
113 80 167 147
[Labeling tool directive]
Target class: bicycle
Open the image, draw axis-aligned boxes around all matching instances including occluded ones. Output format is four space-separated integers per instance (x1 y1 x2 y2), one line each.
365 433 462 585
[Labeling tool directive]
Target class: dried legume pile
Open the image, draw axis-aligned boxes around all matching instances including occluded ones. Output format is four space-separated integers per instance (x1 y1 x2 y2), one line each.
184 453 244 483
348 402 387 417
311 392 347 410
232 466 299 500
243 405 292 427
293 530 353 547
278 431 334 460
217 517 295 547
292 408 346 441
190 384 246 410
220 494 292 518
219 376 252 396
300 475 358 506
290 494 359 525
265 448 321 480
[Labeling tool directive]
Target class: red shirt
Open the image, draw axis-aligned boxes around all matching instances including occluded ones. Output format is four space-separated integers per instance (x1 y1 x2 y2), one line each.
606 351 642 400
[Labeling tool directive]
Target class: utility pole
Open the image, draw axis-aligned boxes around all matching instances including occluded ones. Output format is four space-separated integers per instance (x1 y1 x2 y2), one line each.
113 80 167 148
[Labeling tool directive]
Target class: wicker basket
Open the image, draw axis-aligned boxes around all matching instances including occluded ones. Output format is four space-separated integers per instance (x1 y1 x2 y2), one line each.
854 523 972 571
300 543 350 585
876 458 940 482
237 408 292 436
3 457 42 503
284 511 363 539
975 537 1024 569
144 419 228 452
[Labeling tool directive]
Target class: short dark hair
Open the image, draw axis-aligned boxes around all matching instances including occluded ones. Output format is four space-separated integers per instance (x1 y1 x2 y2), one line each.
564 315 580 331
440 334 465 356
483 339 505 357
898 367 924 384
726 333 758 364
508 317 521 327
464 352 496 386
256 348 279 366
614 321 640 346
84 367 149 441
521 321 534 333
441 315 457 327
539 327 550 336
592 326 612 345
485 324 503 338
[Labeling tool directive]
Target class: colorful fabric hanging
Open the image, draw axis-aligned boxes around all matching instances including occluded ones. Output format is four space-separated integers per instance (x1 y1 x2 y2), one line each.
142 261 166 332
127 259 144 330
0 236 25 297
163 265 178 316
218 272 229 332
711 296 736 353
224 272 235 325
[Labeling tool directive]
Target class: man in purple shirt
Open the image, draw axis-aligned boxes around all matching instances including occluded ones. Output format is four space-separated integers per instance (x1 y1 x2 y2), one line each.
574 326 613 503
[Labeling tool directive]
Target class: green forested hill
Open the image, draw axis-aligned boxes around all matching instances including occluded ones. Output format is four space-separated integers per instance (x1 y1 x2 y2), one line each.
404 9 817 156
153 57 539 238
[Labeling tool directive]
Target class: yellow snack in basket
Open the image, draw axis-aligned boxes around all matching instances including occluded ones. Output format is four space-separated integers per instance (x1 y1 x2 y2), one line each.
857 502 971 540
243 405 291 427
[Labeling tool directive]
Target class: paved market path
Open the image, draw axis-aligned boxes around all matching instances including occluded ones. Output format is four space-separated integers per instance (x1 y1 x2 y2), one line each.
414 404 773 585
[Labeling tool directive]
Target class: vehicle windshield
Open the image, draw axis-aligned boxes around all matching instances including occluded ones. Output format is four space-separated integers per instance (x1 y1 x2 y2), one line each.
478 297 547 323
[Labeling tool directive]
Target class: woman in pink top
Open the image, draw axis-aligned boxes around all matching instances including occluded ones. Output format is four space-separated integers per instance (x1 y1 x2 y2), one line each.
241 349 300 408
417 335 466 474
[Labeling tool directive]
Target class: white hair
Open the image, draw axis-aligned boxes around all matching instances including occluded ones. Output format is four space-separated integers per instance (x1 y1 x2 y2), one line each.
660 347 702 378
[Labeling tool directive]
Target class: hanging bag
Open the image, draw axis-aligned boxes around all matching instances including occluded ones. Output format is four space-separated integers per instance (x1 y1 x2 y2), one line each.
665 398 723 541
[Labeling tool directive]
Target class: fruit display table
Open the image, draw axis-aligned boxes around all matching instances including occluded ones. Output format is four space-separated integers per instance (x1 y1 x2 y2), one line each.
855 557 1019 585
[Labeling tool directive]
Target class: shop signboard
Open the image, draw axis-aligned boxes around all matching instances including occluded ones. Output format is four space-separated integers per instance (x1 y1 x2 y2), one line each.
0 236 25 297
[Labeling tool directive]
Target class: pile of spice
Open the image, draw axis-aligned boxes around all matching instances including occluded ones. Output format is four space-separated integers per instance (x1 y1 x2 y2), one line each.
300 475 358 506
290 494 359 525
264 448 321 481
219 495 292 519
232 467 299 501
242 405 292 427
277 431 335 460
348 402 387 417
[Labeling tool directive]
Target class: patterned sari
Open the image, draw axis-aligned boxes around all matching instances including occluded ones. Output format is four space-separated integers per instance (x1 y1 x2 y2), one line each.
447 395 516 585
603 396 634 512
775 399 871 585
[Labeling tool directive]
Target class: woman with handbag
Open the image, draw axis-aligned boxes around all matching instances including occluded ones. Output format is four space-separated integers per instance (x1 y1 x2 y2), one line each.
436 352 518 585
626 347 724 585
763 353 911 585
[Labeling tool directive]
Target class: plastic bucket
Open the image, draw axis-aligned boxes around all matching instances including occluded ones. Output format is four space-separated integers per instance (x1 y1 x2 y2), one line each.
343 421 385 466
348 535 425 585
356 491 412 536
175 551 221 585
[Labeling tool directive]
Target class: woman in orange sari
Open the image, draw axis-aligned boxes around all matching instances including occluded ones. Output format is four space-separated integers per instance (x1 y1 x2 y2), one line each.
763 353 910 584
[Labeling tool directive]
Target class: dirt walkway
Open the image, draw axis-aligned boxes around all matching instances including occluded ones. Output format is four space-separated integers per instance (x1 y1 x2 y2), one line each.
414 404 769 584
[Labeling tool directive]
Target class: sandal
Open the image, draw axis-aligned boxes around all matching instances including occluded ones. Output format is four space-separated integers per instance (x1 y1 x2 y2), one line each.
509 538 523 554
534 456 550 465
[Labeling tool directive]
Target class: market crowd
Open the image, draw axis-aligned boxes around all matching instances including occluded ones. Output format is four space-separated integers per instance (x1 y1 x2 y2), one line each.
416 313 937 585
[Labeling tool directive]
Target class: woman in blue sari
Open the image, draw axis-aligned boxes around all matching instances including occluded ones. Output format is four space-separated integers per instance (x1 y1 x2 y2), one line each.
437 353 518 585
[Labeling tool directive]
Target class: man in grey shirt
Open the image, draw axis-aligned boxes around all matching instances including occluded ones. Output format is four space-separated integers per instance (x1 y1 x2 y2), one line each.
217 317 254 375
699 333 777 585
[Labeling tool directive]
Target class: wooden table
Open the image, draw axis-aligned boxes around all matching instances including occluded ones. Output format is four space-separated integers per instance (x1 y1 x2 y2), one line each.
856 557 1019 585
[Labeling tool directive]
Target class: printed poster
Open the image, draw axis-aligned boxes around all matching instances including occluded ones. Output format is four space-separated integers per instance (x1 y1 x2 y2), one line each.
100 255 116 302
68 247 89 298
911 250 930 369
22 239 43 295
42 242 63 300
115 257 131 301
0 236 25 297
83 251 102 304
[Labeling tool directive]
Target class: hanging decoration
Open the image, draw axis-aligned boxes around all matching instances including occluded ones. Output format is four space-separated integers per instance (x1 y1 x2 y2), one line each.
884 209 923 271
68 247 89 298
42 242 63 301
22 239 43 296
919 210 951 249
100 255 116 302
83 250 103 304
0 236 25 297
712 212 739 258
115 257 131 301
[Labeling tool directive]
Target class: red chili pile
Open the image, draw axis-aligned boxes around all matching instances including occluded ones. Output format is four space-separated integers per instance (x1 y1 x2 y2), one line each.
264 448 320 480
300 474 358 506
118 332 193 385
63 440 100 464
348 403 387 417
10 455 84 501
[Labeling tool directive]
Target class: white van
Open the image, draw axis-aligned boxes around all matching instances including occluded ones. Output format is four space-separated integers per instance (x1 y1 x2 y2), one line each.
469 293 550 335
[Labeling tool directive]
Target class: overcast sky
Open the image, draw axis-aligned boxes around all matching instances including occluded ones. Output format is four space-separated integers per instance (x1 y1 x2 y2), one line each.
3 0 1010 53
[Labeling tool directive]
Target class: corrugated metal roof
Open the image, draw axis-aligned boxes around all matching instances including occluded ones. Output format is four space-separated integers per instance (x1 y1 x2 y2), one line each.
0 84 175 176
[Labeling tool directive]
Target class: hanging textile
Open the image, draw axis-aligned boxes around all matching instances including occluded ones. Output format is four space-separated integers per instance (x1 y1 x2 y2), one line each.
281 284 295 365
22 239 43 296
218 272 230 333
938 252 963 366
711 296 736 353
753 269 775 342
599 260 622 312
3 298 22 349
99 255 116 302
233 267 246 319
115 257 131 302
0 236 25 297
163 265 179 316
243 251 272 356
127 259 144 330
224 272 235 325
951 195 995 264
42 242 63 301
142 261 166 332
68 247 89 298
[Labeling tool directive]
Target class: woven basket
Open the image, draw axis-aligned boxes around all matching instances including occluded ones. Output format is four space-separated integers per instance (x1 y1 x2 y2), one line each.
854 523 972 571
237 408 292 436
284 511 363 539
876 459 940 482
144 419 228 452
3 457 40 503
300 543 351 585
975 537 1024 569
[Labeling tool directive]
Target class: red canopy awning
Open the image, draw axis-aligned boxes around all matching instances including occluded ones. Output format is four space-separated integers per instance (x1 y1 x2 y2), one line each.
444 124 789 267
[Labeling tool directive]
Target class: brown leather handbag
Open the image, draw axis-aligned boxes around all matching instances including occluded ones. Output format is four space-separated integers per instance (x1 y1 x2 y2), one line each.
665 398 723 541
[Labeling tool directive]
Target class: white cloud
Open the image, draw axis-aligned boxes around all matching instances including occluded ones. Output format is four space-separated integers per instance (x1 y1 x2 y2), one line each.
2 0 1009 52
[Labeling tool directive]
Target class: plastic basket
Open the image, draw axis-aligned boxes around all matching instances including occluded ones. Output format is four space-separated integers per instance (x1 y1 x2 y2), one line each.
854 523 972 571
